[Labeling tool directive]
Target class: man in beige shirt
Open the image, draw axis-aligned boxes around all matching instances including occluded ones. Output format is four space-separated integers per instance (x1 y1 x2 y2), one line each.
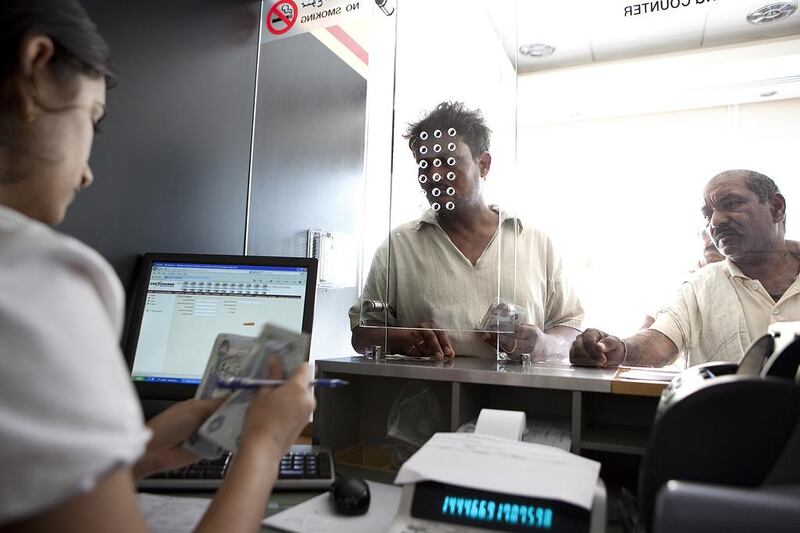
571 169 800 368
350 102 583 360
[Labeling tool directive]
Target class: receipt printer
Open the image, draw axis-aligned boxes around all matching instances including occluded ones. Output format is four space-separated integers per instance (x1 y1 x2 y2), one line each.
387 410 606 533
388 480 606 533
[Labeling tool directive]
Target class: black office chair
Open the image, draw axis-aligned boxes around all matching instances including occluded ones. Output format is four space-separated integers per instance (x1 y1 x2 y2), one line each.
762 331 800 380
623 333 800 533
638 376 800 532
652 479 800 533
651 413 800 532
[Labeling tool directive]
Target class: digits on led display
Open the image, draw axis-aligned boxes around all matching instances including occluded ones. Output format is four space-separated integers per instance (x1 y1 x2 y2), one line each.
440 496 553 529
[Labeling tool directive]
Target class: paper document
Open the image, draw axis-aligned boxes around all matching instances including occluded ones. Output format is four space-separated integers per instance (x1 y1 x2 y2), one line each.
384 354 436 362
395 433 600 510
137 493 211 533
524 416 572 451
618 368 679 382
460 416 572 450
262 481 401 533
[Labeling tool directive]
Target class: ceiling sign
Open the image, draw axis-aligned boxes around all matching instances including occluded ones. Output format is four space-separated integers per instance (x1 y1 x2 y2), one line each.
623 0 718 18
262 0 369 43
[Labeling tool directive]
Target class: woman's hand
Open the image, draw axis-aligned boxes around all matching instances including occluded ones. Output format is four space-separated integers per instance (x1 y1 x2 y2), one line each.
133 396 226 479
240 363 316 456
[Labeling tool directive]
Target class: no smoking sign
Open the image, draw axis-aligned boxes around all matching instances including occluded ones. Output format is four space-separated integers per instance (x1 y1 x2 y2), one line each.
262 0 368 43
266 0 298 35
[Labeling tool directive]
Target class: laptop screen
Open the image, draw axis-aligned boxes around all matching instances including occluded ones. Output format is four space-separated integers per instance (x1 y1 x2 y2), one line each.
125 253 317 400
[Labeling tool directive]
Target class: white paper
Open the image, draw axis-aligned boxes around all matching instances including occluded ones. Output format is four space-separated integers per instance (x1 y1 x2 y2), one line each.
459 416 572 451
618 368 679 382
137 493 211 533
475 409 526 441
384 354 436 361
262 481 401 533
394 432 600 510
524 417 572 451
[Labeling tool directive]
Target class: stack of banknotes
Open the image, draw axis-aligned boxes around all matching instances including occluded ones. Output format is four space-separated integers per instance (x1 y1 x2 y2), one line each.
477 298 527 333
184 324 310 458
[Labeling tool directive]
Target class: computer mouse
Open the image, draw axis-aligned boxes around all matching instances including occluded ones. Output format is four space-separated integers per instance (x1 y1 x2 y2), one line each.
330 475 371 515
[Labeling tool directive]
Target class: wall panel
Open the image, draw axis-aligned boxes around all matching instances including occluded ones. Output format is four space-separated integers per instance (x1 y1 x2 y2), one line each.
60 0 261 288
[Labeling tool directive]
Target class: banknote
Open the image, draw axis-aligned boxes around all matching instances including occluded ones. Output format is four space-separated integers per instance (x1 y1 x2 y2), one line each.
187 324 311 456
195 389 255 454
249 323 309 376
183 426 226 459
477 299 527 333
195 333 260 400
184 333 260 457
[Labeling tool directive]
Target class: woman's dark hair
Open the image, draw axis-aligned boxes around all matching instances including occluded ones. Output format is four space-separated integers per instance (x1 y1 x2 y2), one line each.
0 0 112 109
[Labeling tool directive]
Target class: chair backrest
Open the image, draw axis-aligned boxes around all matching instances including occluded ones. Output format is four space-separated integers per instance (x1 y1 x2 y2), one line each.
639 376 800 532
762 336 800 381
763 416 800 485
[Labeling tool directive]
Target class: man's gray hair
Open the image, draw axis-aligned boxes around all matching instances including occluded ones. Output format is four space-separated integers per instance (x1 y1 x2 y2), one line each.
742 170 780 203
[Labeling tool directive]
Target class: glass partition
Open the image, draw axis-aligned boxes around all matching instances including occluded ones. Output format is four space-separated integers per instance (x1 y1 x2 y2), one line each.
356 0 800 368
513 2 800 369
355 0 527 361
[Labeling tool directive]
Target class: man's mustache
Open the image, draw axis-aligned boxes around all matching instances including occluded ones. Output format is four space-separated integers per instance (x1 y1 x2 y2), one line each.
711 223 741 243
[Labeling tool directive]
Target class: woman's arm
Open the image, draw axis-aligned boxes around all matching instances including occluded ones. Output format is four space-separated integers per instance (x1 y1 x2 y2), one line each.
195 363 315 532
4 364 315 533
2 468 148 533
133 397 226 479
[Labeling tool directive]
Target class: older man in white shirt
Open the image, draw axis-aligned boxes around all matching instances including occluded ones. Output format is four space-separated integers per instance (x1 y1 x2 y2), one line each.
571 169 800 368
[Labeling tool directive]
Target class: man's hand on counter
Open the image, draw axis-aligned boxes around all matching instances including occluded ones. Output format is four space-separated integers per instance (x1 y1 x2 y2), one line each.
401 321 455 360
569 328 626 367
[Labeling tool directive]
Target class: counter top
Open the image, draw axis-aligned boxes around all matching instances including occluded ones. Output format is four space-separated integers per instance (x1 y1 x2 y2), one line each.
317 356 621 393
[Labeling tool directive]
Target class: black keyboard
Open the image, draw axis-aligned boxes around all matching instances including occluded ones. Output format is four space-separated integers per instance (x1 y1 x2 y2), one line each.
137 444 335 490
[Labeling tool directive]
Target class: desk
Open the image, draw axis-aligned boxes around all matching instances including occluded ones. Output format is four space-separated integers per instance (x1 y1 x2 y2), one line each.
314 357 667 459
141 465 381 532
153 361 658 532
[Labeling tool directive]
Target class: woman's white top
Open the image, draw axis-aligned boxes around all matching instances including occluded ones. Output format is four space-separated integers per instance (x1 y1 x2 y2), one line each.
0 204 151 524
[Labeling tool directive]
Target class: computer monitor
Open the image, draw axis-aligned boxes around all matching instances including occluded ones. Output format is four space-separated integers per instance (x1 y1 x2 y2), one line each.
124 253 317 401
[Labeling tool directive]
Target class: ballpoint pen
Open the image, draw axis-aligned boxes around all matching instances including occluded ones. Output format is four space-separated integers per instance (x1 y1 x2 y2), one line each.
216 376 349 389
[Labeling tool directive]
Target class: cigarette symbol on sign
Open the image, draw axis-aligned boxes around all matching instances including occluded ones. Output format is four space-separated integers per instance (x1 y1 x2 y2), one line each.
266 0 298 35
272 3 293 23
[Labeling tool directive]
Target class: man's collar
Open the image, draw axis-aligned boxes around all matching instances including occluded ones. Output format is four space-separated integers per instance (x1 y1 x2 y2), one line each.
725 258 749 279
415 205 523 232
725 250 800 281
416 208 438 229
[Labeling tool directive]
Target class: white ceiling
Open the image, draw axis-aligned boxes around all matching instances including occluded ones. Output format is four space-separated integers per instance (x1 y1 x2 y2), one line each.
515 35 800 124
328 1 800 123
488 0 800 72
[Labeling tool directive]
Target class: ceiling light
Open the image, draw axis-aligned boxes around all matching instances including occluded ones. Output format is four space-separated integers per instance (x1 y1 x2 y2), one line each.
747 2 797 24
519 43 556 58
